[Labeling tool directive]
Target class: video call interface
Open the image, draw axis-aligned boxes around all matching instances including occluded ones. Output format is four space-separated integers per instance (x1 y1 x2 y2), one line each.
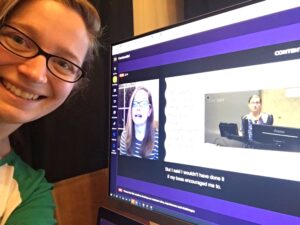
109 2 300 225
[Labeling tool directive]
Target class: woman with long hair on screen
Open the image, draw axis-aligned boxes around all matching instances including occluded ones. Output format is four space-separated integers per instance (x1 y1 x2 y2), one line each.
0 0 101 224
119 86 159 160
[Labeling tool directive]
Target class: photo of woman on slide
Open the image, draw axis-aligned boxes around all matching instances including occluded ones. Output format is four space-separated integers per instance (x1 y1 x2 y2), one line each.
241 94 273 141
119 86 159 160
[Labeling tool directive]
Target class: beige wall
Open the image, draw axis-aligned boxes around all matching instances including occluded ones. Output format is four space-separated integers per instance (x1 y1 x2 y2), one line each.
132 0 184 36
262 89 300 127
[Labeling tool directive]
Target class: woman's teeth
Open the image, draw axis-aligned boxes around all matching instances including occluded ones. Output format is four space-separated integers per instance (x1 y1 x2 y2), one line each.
3 80 39 100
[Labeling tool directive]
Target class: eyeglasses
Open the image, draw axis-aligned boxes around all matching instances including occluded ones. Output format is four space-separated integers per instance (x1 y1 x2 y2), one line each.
132 100 150 108
249 101 261 105
0 24 86 83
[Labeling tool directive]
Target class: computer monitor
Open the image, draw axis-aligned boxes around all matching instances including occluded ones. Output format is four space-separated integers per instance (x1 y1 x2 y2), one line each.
109 1 300 224
252 124 300 151
219 123 239 137
97 207 144 225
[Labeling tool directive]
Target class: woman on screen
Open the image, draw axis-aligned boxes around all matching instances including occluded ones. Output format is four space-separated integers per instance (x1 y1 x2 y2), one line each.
241 94 273 141
119 86 159 160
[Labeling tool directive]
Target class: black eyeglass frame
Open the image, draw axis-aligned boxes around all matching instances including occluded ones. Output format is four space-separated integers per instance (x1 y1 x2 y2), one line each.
0 23 86 83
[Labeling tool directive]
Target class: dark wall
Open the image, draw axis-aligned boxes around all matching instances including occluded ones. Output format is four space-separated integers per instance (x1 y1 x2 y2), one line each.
13 0 133 182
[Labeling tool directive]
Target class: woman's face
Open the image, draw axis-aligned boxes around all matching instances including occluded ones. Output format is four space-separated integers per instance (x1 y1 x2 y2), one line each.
0 0 89 125
248 95 262 114
131 89 152 126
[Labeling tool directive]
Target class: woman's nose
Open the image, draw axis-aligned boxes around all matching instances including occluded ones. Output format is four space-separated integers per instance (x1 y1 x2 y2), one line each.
17 55 48 83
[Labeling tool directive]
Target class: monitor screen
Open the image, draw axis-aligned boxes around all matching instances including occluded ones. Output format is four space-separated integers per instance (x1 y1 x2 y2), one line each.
252 124 300 151
109 1 300 224
97 207 144 225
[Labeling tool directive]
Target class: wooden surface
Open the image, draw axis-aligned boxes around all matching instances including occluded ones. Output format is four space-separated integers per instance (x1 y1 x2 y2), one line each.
53 168 149 225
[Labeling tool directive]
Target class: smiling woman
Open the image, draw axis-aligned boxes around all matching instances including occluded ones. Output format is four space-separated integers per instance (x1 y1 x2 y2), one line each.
0 0 101 224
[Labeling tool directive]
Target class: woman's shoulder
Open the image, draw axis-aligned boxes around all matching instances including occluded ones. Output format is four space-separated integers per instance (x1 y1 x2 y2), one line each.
261 112 273 124
261 112 273 120
1 151 46 181
119 130 128 154
261 112 272 116
2 151 55 225
7 151 52 193
120 130 128 140
242 113 251 119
